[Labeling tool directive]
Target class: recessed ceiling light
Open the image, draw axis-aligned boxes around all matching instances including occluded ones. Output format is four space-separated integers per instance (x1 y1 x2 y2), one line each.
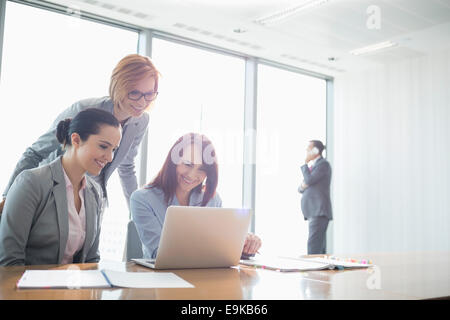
254 0 331 26
349 41 398 56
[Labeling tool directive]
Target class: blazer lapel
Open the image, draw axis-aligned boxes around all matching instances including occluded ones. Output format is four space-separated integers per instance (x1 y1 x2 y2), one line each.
49 158 69 264
311 157 324 171
81 181 97 260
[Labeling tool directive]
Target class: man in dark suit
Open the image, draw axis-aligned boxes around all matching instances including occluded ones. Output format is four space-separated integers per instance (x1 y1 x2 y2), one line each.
298 140 333 254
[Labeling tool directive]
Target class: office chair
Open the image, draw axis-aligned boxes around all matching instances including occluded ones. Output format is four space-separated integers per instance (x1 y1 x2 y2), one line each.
125 220 143 260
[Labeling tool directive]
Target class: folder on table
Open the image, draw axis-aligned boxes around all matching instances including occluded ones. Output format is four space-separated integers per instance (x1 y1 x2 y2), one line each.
240 256 372 272
16 269 194 289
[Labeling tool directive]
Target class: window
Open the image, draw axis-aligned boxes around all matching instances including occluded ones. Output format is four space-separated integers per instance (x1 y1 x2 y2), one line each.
255 64 327 256
147 38 245 207
0 2 330 261
0 1 139 261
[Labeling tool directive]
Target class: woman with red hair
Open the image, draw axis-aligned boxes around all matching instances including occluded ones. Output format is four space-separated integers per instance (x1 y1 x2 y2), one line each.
1 54 160 210
130 133 261 259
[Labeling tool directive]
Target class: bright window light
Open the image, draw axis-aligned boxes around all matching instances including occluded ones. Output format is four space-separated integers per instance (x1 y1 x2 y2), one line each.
148 38 245 208
256 64 327 256
0 1 138 262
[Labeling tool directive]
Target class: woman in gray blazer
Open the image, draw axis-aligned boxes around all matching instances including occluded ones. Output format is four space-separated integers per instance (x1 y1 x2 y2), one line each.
1 54 160 209
0 108 122 266
130 133 262 259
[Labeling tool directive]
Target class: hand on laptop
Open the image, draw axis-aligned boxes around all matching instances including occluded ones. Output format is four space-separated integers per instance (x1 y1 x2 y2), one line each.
242 233 262 257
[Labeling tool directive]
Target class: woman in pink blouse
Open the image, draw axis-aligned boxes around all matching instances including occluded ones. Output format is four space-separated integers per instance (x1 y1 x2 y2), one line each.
0 108 122 265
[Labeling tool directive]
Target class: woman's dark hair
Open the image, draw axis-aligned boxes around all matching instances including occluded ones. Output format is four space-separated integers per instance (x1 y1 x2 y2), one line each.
147 133 218 207
56 108 120 147
310 140 326 155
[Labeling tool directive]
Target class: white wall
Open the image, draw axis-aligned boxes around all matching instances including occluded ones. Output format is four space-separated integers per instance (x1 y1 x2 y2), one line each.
332 48 450 254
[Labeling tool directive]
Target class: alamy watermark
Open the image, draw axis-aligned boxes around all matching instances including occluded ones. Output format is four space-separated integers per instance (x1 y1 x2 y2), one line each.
169 130 281 175
366 5 381 30
66 264 83 289
366 265 382 290
66 4 82 30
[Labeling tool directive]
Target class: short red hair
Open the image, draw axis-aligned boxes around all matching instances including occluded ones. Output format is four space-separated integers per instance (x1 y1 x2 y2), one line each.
109 54 160 106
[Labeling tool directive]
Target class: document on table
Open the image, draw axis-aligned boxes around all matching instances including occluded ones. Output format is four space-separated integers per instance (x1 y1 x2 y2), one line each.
240 256 333 271
16 269 194 289
296 257 373 268
101 269 194 288
240 255 373 272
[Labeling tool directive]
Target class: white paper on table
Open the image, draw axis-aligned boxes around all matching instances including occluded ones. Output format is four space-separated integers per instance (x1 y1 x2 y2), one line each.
17 269 195 289
279 256 373 268
17 270 110 289
240 256 332 271
101 269 194 288
304 257 372 268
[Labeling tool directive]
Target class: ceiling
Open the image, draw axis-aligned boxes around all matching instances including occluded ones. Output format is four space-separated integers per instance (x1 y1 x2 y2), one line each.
44 0 450 76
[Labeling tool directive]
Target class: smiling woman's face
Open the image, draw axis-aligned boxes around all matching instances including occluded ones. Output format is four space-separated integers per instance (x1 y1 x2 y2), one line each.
74 124 122 176
175 143 207 195
118 75 157 118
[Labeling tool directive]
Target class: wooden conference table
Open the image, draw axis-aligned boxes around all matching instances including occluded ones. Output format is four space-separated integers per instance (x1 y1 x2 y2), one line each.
0 252 448 300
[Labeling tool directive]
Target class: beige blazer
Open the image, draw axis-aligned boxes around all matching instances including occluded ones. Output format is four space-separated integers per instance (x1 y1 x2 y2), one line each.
0 157 104 266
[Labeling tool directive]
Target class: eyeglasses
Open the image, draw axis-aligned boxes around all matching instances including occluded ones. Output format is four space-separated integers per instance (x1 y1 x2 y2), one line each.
127 90 158 102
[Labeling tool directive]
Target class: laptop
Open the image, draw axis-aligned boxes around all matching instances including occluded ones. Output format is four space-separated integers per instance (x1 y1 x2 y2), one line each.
132 206 252 269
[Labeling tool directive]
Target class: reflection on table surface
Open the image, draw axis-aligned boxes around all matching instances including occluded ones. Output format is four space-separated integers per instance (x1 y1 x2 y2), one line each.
0 252 448 300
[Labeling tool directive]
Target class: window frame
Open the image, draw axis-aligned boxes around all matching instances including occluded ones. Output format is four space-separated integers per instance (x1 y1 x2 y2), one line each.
0 0 334 241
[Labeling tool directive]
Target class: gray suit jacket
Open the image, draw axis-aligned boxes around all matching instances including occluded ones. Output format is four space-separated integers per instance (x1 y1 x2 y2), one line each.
2 96 149 205
0 157 104 266
298 157 333 221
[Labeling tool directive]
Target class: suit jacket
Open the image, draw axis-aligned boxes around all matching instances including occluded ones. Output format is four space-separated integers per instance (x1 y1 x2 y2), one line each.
2 96 149 205
298 157 333 221
0 157 104 266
